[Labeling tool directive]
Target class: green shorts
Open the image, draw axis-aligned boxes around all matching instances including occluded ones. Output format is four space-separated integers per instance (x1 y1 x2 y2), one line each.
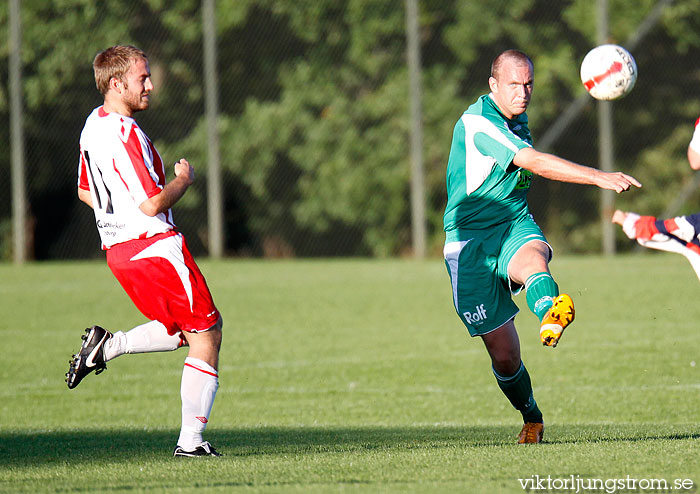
443 215 551 337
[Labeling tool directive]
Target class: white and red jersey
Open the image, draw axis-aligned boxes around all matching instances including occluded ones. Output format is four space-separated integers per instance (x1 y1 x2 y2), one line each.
690 117 700 154
78 106 174 249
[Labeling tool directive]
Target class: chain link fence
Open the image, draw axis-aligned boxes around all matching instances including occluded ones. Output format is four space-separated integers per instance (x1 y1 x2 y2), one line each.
3 0 700 260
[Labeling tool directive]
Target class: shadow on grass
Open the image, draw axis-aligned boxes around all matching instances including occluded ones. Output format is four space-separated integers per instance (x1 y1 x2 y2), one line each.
2 425 699 466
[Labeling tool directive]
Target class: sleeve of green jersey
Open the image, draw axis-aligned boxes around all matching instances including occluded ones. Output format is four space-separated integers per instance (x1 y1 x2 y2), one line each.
473 131 530 171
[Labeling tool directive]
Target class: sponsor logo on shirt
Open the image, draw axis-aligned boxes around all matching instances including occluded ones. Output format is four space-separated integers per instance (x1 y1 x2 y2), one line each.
96 219 126 230
515 169 533 190
463 304 487 325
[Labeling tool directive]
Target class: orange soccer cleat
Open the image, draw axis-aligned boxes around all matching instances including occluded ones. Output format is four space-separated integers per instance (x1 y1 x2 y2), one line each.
518 422 544 444
539 294 575 347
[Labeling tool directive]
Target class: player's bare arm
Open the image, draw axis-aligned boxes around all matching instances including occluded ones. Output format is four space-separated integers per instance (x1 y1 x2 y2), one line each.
139 158 195 217
688 146 700 171
78 187 93 209
514 147 641 193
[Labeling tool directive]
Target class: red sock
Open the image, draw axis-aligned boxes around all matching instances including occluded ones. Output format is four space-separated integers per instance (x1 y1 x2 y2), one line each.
635 216 659 240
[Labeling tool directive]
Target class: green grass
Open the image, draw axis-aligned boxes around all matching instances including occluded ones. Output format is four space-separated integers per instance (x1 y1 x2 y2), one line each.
1 255 699 493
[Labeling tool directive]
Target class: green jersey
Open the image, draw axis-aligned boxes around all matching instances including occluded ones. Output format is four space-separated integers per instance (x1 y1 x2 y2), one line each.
443 94 534 240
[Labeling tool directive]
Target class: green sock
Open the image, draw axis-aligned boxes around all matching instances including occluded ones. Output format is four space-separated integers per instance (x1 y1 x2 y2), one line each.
493 362 543 424
525 272 559 321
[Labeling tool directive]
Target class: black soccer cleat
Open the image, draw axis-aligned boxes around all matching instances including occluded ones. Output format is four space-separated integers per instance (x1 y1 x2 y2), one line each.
66 325 112 389
173 441 222 457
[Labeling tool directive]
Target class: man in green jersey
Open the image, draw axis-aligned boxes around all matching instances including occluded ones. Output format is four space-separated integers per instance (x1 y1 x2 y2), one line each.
443 49 641 443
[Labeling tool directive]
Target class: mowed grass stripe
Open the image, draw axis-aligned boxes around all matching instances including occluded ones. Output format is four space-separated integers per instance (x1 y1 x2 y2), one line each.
0 255 698 493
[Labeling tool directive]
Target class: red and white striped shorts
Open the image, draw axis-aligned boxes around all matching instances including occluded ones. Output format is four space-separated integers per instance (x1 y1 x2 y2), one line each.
106 231 220 335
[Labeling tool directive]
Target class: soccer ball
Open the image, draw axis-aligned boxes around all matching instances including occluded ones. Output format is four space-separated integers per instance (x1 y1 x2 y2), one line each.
580 44 637 100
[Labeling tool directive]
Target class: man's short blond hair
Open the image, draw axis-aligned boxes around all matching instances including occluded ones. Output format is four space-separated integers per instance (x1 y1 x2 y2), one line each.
93 45 148 95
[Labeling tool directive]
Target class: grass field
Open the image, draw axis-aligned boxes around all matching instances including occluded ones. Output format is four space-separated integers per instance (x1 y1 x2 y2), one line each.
1 254 699 493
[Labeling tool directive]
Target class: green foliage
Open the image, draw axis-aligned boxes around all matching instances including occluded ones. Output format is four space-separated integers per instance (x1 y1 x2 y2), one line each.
3 0 700 258
443 0 534 65
662 0 700 52
622 125 698 215
563 0 662 44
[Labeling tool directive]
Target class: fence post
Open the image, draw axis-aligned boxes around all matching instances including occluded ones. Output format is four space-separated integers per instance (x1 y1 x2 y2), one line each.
9 0 27 264
202 0 224 258
405 0 426 258
597 0 616 256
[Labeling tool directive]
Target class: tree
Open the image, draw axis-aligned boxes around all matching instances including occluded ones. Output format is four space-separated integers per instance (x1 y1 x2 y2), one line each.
2 0 700 258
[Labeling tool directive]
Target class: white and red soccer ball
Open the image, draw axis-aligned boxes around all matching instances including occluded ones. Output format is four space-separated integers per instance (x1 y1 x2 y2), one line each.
580 44 637 100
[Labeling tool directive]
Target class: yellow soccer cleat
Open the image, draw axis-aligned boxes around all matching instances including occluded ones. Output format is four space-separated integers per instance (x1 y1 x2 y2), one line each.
518 422 544 444
539 294 575 347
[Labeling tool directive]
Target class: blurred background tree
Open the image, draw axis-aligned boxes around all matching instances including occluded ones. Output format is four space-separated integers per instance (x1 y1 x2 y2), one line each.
2 0 699 259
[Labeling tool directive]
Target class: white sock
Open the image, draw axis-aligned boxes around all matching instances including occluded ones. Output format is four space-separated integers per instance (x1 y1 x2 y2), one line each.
103 320 185 361
177 357 219 450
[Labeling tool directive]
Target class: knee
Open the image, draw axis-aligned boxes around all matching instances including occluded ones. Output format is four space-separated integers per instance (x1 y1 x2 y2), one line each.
190 317 223 352
491 353 521 377
207 325 223 352
210 320 223 351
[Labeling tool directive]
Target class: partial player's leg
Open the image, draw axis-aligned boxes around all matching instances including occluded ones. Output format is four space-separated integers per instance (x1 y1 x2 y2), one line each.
481 320 544 444
444 235 543 443
66 325 112 389
83 231 224 456
175 317 223 457
611 209 628 227
538 294 575 347
182 317 223 369
613 210 659 240
66 321 188 389
612 210 700 282
105 320 187 359
613 209 700 245
505 233 574 347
